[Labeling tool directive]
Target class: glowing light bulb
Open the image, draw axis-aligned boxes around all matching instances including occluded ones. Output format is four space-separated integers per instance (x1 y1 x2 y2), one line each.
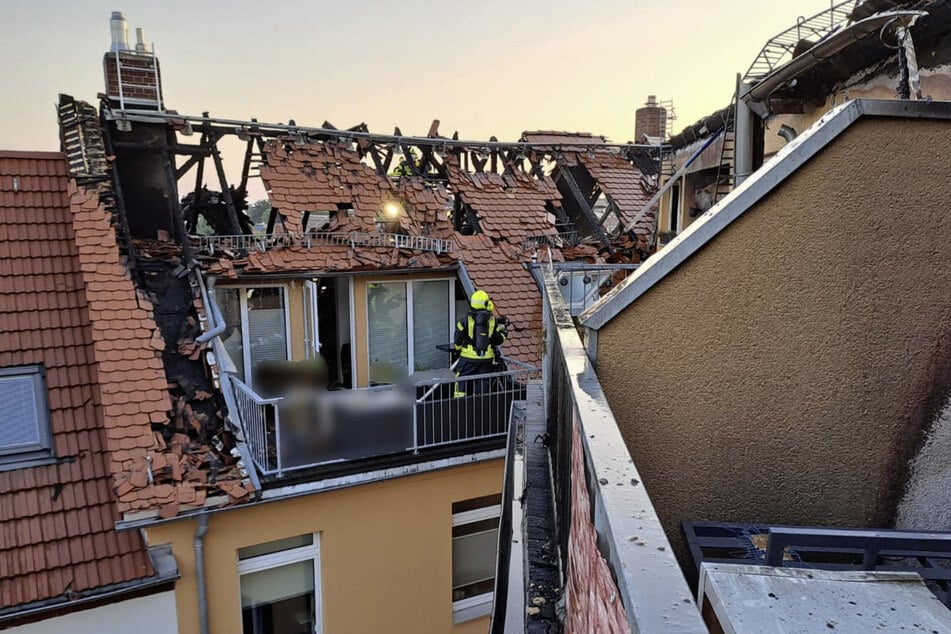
383 201 402 219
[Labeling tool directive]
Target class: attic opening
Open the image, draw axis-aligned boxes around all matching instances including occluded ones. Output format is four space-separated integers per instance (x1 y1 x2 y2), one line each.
301 208 335 233
449 194 480 235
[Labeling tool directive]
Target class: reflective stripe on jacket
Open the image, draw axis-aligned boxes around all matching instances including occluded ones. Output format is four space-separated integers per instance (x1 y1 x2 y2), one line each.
454 311 505 360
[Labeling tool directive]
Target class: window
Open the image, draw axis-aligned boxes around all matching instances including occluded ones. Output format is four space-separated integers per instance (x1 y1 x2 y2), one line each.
215 286 290 385
452 493 502 623
238 534 321 634
0 365 53 469
669 182 681 234
366 280 453 384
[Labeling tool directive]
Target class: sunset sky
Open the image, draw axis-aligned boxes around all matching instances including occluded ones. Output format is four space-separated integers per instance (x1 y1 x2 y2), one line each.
1 0 834 198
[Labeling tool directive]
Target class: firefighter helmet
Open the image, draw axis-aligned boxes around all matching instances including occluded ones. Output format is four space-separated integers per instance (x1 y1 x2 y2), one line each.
470 289 494 311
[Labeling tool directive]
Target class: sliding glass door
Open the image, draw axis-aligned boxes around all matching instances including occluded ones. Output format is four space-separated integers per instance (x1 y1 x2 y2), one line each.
366 279 453 384
215 286 290 385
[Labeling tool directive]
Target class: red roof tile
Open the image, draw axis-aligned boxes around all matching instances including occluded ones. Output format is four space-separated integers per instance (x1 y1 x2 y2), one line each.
447 163 561 242
0 151 154 610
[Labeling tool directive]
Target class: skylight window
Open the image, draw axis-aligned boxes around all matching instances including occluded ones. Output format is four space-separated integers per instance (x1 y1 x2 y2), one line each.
0 365 54 469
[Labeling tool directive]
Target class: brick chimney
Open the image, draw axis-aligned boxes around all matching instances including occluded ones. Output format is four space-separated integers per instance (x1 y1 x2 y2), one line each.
635 95 667 142
103 12 164 111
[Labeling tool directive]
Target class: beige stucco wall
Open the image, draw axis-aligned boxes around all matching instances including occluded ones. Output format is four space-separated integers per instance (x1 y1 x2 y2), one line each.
596 117 951 562
145 459 502 634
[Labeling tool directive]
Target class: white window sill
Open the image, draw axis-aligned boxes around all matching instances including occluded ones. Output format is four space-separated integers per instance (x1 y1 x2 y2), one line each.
452 592 493 624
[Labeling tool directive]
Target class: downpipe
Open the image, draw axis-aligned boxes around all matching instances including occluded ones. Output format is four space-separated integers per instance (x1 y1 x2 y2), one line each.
195 514 210 634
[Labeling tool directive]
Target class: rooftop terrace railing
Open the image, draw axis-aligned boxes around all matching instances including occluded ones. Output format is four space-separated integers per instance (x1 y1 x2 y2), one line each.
523 231 580 249
542 269 706 633
192 231 454 256
231 361 539 477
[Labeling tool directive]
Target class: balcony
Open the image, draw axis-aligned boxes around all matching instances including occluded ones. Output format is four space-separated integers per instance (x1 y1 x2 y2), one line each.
231 361 540 477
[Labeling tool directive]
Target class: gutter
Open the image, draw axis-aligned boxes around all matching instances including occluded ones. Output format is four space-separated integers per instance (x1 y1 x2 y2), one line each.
0 570 178 626
116 448 506 532
194 273 224 344
744 10 927 117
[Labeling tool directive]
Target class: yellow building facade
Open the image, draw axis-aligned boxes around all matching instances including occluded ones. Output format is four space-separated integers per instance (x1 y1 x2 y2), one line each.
145 458 503 634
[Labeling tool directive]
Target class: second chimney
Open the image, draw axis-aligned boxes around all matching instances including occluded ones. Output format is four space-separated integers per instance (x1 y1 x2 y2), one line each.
635 95 667 142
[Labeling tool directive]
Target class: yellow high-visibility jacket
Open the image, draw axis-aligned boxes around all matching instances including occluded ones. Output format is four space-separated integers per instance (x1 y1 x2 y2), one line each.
454 310 506 360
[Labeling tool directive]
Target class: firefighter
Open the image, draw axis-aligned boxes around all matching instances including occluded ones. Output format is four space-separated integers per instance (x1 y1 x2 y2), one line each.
453 290 507 397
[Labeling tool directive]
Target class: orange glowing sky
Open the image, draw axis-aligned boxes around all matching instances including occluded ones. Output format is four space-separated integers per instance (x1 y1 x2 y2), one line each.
1 0 834 198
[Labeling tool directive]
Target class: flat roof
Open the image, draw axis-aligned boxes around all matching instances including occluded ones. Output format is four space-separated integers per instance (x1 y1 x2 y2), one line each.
699 563 951 634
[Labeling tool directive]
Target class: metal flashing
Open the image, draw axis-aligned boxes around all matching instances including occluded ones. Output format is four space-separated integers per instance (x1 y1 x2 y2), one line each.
544 271 706 633
581 99 951 331
0 574 176 625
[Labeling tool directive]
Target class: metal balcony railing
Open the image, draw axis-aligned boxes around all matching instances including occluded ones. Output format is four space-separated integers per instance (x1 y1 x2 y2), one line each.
191 231 454 256
231 362 539 477
523 231 579 248
415 360 540 448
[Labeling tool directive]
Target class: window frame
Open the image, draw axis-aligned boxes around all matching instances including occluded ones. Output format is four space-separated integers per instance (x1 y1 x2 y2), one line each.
0 365 55 470
668 181 681 234
237 533 323 634
364 277 455 381
216 284 292 386
451 497 502 624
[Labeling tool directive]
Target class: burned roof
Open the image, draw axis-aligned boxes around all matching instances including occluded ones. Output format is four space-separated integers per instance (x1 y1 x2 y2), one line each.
447 163 561 241
262 139 401 234
0 151 155 611
521 131 658 247
47 92 655 519
668 105 732 152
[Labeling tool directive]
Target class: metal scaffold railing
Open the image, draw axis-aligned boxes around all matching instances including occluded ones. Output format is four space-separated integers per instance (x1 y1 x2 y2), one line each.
192 231 454 256
744 1 860 82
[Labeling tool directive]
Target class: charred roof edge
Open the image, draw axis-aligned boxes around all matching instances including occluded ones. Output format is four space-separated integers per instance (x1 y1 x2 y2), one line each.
581 99 951 330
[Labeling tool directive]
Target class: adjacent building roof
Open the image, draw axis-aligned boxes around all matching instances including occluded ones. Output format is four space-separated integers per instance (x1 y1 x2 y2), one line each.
520 131 606 146
0 151 155 612
581 99 951 330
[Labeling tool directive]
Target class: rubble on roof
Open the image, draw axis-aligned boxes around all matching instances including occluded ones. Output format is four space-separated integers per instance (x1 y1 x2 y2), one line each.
262 138 455 238
446 160 561 241
68 190 256 515
521 130 658 252
56 98 257 520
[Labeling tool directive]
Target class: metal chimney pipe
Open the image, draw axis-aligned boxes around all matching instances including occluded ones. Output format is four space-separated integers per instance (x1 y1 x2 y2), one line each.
110 11 129 51
777 124 798 143
135 27 148 52
734 76 755 187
